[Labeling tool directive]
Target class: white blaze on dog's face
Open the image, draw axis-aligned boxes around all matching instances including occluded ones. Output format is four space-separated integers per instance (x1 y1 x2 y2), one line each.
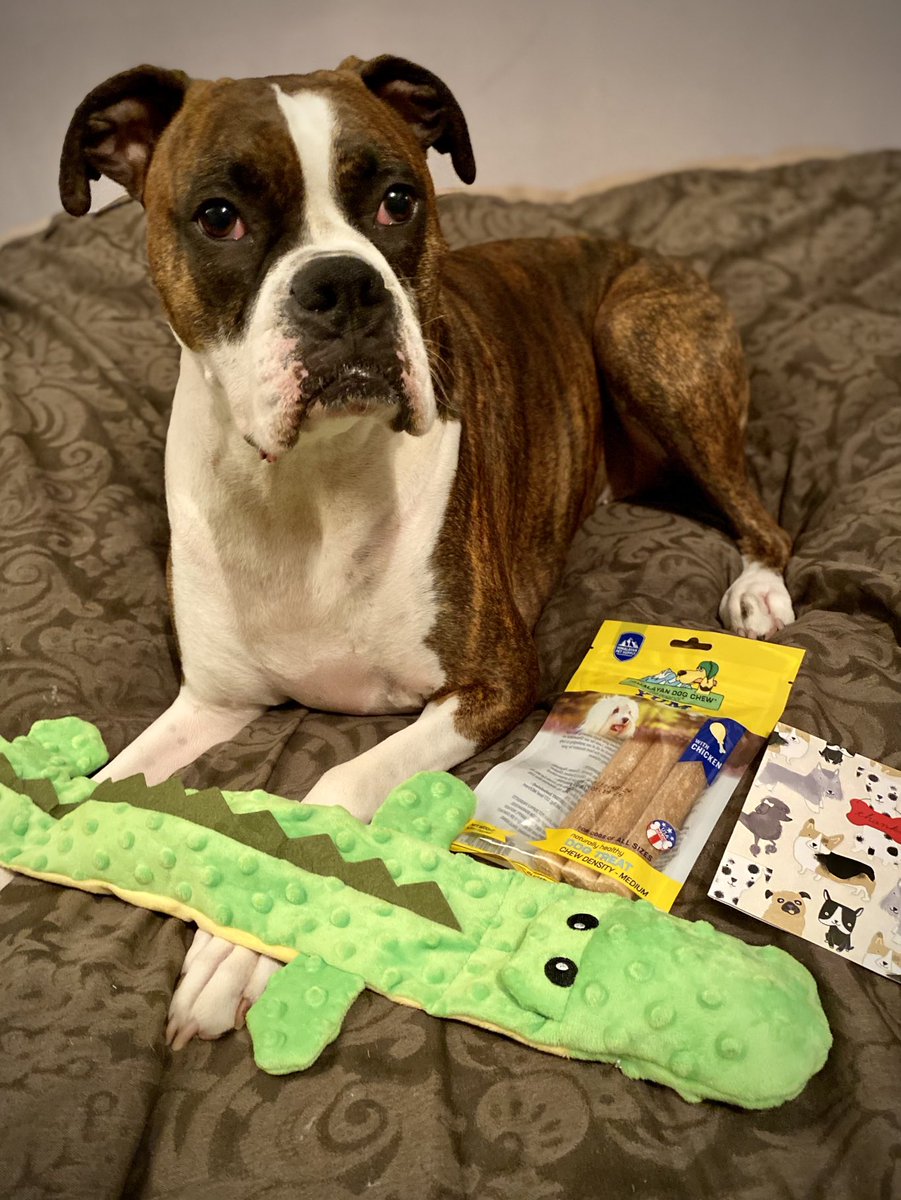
59 61 475 463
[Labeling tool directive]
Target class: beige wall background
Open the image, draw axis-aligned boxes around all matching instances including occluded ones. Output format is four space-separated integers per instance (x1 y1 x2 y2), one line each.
2 0 900 234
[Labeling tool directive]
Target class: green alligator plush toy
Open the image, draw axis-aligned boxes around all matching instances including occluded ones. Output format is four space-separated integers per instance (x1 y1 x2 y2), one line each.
0 717 831 1109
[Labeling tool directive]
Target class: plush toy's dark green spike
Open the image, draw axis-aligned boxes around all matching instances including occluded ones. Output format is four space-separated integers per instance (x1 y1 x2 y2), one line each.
90 776 288 853
83 773 461 930
278 834 461 929
0 757 61 814
391 880 462 928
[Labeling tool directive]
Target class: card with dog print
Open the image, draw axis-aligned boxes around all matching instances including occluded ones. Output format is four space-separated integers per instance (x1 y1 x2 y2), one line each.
710 722 901 983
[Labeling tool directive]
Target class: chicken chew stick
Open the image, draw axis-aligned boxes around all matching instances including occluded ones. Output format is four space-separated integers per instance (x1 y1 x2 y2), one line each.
558 732 688 892
575 735 687 839
532 737 650 883
560 737 651 833
626 758 710 859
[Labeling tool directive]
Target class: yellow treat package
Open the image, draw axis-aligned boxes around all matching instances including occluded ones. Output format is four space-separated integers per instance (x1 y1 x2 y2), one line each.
453 621 805 910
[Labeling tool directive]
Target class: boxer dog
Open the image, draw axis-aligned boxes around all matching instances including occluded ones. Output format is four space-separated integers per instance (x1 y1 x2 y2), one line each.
57 55 795 1045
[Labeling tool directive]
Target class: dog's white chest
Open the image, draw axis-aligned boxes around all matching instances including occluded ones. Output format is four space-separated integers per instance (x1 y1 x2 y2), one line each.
166 362 460 714
231 520 441 712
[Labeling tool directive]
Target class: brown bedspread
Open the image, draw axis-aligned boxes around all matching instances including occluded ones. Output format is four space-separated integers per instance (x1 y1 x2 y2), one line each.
1 153 900 1199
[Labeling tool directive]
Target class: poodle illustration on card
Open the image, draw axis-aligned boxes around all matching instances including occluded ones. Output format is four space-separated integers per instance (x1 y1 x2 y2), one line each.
710 723 901 983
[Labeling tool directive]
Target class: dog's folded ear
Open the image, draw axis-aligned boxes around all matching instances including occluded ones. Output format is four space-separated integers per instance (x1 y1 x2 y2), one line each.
340 55 475 185
60 65 191 216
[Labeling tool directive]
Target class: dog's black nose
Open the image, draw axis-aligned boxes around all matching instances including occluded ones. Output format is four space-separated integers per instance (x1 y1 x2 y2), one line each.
290 255 391 337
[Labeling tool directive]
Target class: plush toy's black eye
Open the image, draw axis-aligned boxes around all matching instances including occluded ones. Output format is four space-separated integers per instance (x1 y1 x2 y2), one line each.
544 957 578 987
567 913 599 931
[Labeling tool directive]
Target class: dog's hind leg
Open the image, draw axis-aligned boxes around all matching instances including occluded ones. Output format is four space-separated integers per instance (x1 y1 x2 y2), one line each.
594 254 794 639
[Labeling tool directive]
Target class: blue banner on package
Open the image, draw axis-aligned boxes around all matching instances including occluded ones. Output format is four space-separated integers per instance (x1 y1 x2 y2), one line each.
679 717 745 784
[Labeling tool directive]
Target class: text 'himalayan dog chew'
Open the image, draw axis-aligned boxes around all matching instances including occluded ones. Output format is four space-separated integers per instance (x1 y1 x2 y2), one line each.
52 54 796 1043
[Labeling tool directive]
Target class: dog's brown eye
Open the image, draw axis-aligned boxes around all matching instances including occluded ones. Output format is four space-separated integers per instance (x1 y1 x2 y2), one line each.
197 200 246 240
376 185 417 226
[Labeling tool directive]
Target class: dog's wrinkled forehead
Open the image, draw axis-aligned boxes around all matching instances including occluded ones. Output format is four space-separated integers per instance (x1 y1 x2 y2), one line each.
155 72 426 209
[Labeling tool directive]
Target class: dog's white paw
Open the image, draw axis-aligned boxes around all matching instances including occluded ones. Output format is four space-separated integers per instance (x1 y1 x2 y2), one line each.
0 866 15 892
302 760 388 821
719 558 795 639
166 930 281 1050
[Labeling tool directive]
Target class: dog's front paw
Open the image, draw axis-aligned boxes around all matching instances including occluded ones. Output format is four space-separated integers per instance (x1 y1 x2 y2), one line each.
302 760 390 822
719 558 795 639
166 930 280 1050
